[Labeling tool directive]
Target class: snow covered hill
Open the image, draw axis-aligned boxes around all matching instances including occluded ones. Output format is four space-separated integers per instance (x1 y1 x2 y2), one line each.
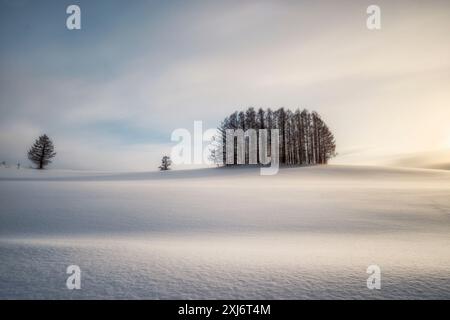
0 165 449 299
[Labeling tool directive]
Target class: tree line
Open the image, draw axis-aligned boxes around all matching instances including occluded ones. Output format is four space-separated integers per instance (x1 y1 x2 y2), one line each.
216 107 336 166
15 108 336 171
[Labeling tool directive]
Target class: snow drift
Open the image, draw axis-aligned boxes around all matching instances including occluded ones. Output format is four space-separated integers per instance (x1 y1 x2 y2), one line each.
0 165 449 299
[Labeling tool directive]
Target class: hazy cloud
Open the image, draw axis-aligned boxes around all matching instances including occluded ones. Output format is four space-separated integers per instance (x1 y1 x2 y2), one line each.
1 0 449 170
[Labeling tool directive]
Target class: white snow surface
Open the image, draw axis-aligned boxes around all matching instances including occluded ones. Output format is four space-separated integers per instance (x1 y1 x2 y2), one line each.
0 165 449 299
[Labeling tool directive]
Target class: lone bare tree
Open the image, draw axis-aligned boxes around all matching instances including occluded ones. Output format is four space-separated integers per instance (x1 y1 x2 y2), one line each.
28 134 56 169
159 155 172 171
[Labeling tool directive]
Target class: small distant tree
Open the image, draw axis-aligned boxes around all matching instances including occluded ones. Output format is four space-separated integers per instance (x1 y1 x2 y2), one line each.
209 147 220 167
208 136 222 167
159 155 172 171
27 134 56 169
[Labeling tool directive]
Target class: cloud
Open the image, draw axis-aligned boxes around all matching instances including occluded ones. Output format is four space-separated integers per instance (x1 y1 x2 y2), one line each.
1 0 450 170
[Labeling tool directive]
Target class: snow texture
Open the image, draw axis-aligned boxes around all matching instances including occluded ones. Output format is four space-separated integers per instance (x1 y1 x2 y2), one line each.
0 165 449 299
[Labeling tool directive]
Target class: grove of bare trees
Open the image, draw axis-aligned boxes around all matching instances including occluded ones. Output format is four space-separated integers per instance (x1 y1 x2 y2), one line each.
216 107 336 166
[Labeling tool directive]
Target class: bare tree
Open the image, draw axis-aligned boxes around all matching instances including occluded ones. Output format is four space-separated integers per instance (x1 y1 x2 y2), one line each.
159 155 172 171
27 134 56 169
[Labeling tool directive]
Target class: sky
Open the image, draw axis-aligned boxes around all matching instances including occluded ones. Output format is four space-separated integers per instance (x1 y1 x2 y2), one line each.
0 0 449 171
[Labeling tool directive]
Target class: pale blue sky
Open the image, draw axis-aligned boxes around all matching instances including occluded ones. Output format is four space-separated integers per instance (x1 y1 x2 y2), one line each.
1 0 449 170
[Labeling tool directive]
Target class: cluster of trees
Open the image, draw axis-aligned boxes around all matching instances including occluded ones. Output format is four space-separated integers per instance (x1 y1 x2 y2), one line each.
216 107 336 165
20 109 335 171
